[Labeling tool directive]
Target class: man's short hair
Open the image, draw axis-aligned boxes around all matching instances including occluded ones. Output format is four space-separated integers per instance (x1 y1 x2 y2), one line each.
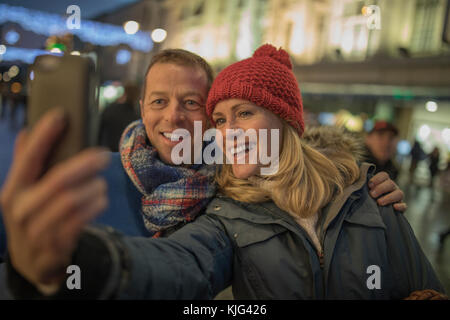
141 49 214 101
369 120 399 136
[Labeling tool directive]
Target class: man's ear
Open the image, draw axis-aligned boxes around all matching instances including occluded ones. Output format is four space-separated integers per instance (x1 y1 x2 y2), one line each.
139 99 144 118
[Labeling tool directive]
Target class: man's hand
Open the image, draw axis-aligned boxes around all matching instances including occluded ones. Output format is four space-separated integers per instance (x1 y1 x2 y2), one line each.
368 172 407 212
404 289 448 300
0 109 110 289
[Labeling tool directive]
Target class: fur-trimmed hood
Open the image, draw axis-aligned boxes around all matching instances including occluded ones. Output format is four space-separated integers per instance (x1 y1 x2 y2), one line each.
302 125 366 164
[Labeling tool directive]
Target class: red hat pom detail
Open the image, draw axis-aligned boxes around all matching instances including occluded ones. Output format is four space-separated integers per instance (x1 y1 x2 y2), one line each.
253 44 292 70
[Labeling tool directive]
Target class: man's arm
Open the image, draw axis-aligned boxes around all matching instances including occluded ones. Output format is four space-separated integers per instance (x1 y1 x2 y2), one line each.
378 205 446 299
368 171 407 212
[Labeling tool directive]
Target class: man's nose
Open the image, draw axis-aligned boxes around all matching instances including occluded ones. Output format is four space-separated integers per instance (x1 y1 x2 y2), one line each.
163 100 186 124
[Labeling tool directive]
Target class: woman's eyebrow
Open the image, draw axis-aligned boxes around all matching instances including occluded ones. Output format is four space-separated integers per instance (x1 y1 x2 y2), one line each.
212 111 224 118
231 103 254 111
213 103 254 117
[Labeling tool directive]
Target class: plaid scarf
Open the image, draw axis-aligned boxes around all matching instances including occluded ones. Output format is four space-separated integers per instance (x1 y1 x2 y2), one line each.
119 120 217 237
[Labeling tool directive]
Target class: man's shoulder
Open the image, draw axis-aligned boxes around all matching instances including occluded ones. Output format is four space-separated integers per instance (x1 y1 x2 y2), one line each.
100 152 136 193
101 152 123 175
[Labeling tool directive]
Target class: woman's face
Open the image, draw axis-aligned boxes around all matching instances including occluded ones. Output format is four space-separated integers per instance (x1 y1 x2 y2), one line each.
212 99 283 179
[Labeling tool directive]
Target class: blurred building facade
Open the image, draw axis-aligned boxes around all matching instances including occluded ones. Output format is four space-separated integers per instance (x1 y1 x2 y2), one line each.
1 0 449 165
95 0 166 85
162 0 450 165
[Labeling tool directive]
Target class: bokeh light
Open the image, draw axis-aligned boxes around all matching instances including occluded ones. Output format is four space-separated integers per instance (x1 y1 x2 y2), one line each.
124 21 139 35
116 49 131 65
151 28 167 43
5 30 20 45
425 101 438 112
11 82 22 94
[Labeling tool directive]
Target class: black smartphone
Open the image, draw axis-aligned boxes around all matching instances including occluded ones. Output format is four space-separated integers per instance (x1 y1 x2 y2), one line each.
27 54 99 170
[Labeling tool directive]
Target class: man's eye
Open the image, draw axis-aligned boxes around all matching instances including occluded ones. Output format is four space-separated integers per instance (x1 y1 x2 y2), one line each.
185 100 201 109
150 99 165 108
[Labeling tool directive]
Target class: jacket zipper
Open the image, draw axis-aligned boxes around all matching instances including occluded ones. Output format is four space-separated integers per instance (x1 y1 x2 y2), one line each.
318 249 325 269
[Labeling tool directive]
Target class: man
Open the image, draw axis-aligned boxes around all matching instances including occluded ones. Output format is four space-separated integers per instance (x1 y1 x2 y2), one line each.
0 49 406 297
92 49 217 238
365 120 399 181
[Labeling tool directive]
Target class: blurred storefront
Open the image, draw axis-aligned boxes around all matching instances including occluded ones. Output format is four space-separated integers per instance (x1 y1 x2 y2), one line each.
162 0 450 163
1 0 450 157
0 1 166 112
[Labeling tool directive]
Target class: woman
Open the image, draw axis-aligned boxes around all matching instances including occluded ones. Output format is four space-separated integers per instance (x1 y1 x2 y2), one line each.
4 45 446 299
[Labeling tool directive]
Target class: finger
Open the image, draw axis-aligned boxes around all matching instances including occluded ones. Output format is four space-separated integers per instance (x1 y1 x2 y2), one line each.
27 177 107 242
13 129 29 159
23 183 108 285
368 171 389 189
6 109 67 191
11 149 110 225
434 294 448 300
370 179 397 198
376 189 405 206
55 193 108 255
393 202 408 212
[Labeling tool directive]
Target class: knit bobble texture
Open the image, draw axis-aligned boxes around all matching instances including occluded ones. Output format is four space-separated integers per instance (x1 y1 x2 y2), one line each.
206 44 304 136
253 44 293 70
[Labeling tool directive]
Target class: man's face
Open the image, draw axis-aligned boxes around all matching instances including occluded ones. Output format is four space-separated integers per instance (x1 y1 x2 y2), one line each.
140 63 209 165
365 130 398 164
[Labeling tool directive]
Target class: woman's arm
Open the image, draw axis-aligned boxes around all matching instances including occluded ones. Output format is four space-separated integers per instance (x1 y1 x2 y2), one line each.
6 214 234 300
378 205 446 298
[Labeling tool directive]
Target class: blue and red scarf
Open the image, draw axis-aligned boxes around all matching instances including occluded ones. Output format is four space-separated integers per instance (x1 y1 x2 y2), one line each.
119 120 217 237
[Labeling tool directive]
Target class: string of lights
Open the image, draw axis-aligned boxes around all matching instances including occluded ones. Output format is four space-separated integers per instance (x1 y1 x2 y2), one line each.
0 4 153 52
0 46 62 64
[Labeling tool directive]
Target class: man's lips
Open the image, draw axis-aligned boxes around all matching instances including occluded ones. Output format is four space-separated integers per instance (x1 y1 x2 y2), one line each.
159 131 187 146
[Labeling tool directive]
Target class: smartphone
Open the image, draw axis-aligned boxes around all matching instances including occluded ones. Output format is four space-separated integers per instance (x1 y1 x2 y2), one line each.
27 54 99 171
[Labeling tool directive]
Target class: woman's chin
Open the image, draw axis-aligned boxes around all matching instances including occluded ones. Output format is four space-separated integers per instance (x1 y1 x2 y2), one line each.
232 164 259 179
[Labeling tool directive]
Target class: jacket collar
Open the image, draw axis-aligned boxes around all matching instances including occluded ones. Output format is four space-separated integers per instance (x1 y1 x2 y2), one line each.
209 163 374 238
317 162 374 242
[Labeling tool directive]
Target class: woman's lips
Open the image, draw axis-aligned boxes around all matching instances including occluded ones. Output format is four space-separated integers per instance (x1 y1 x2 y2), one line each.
227 142 257 163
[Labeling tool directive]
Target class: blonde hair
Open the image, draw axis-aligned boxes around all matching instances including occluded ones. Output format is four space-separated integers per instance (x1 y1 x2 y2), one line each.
215 124 361 218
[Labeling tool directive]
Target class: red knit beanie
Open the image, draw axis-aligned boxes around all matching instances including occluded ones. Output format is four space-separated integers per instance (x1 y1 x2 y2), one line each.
206 44 304 136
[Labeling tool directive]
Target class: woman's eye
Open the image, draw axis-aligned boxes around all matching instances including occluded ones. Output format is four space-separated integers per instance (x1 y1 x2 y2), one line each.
238 111 252 118
214 118 225 126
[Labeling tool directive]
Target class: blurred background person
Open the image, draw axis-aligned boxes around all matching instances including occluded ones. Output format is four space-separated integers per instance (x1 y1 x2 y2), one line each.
428 147 441 187
98 84 140 152
364 120 399 181
409 140 427 184
439 156 450 250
